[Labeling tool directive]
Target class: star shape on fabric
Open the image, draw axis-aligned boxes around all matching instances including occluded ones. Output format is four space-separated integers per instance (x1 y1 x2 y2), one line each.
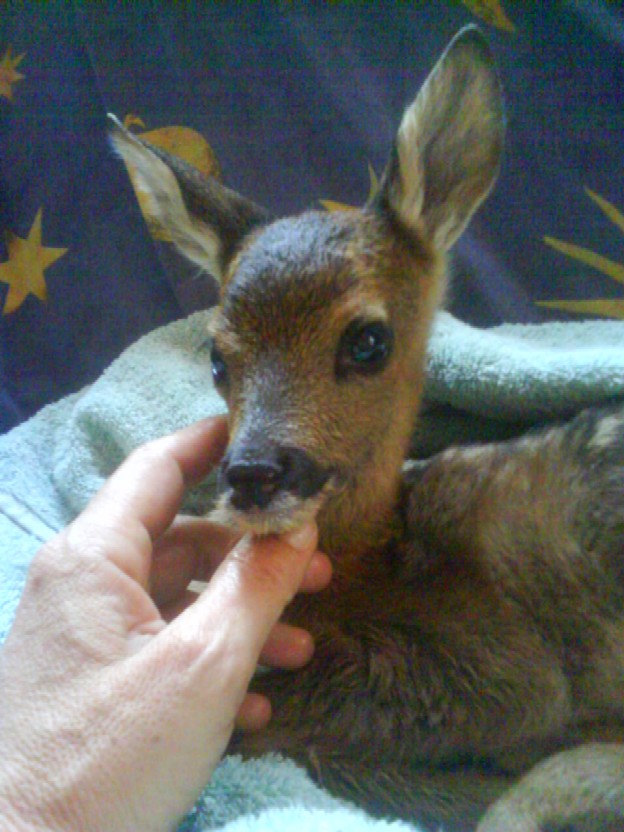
0 209 68 314
0 46 25 101
540 188 624 320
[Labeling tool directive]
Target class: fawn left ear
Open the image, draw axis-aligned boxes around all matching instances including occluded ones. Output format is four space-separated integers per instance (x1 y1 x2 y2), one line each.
108 115 270 282
373 27 505 252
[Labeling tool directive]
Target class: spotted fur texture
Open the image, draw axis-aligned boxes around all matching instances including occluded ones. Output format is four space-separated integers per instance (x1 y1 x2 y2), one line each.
112 27 624 832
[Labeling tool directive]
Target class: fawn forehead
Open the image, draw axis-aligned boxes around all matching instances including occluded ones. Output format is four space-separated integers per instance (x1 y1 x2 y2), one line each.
212 210 430 348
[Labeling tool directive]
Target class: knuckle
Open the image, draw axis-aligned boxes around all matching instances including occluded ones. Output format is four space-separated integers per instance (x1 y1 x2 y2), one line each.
33 521 118 580
31 530 82 575
25 532 93 598
62 518 114 564
27 540 64 585
127 438 171 471
164 625 243 689
165 627 208 669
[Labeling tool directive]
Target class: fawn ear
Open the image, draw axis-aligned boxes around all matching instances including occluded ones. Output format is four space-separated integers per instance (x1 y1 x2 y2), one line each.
374 27 504 252
108 115 269 282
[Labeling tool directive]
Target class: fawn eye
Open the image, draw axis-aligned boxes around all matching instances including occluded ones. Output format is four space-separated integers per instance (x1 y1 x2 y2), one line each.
210 342 228 386
337 320 394 378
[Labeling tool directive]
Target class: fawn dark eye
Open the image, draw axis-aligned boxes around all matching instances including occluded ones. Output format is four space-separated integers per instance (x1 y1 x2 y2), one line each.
210 342 228 387
337 320 394 379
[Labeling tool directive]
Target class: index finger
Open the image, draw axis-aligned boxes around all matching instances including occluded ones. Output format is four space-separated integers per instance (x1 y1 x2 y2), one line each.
69 417 228 582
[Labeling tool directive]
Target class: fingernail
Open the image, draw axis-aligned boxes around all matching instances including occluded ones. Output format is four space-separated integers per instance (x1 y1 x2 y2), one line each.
283 522 317 552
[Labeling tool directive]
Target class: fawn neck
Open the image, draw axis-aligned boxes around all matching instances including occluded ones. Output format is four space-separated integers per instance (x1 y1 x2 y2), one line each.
316 371 427 566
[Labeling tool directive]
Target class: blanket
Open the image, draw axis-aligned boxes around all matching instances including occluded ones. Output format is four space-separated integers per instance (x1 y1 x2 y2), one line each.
1 309 623 831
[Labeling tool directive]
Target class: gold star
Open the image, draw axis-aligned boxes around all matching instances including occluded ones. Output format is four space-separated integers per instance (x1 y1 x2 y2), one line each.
461 0 516 33
0 209 68 314
0 46 25 102
538 188 624 320
319 163 380 213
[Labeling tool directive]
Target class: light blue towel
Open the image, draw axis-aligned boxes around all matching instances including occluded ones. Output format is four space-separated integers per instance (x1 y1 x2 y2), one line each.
1 309 623 832
415 312 624 455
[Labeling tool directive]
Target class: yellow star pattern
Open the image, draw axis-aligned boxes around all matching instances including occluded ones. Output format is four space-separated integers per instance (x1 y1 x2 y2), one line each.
319 163 380 213
0 46 25 102
539 188 624 320
461 0 515 33
120 114 221 241
0 209 68 315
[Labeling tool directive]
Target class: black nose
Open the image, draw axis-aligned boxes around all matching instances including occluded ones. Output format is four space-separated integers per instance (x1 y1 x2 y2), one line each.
223 446 330 511
225 460 282 510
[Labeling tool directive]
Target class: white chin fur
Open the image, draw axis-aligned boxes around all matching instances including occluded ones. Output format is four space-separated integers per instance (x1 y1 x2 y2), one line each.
209 491 326 536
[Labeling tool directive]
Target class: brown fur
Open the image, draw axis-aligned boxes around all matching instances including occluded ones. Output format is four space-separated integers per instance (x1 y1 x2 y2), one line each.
111 27 624 832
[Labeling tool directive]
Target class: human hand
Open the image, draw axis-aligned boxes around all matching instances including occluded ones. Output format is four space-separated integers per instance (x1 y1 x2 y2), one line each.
0 417 331 832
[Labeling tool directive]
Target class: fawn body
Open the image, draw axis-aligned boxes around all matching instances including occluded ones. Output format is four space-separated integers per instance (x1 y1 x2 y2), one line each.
112 28 624 832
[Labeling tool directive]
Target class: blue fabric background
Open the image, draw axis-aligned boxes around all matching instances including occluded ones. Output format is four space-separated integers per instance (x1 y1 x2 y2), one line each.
1 1 623 432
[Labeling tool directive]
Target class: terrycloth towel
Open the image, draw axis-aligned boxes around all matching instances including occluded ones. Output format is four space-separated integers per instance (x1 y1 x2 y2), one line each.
415 313 624 456
1 309 623 832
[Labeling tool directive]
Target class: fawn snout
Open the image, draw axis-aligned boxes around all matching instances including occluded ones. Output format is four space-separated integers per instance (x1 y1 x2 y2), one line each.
222 442 331 512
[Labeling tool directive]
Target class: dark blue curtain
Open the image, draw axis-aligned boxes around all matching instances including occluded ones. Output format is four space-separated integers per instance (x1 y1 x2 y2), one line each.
1 1 623 432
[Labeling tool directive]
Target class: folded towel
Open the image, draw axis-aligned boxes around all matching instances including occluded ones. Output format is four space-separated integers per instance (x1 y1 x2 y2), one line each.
415 312 624 455
52 311 226 519
179 754 413 832
1 309 622 831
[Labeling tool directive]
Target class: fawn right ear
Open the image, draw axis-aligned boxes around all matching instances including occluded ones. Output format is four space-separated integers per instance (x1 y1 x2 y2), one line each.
374 27 504 252
108 115 270 282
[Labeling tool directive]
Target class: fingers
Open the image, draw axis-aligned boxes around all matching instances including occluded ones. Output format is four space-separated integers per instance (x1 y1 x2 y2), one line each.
160 598 317 666
150 516 332 608
156 523 322 711
235 693 272 731
159 589 199 623
150 517 240 607
93 416 228 540
259 622 314 668
298 548 333 593
64 417 228 585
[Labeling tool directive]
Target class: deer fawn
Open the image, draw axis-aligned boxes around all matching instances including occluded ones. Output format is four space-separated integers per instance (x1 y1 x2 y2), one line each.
111 27 624 832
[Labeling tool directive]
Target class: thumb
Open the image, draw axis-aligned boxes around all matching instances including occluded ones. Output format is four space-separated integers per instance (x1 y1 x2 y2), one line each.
162 521 319 686
81 523 321 832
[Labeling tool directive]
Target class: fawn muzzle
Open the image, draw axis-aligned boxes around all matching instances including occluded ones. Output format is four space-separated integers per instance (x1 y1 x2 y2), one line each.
222 443 331 513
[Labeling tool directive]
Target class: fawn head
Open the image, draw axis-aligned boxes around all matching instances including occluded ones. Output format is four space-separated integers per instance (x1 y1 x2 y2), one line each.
111 27 504 559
